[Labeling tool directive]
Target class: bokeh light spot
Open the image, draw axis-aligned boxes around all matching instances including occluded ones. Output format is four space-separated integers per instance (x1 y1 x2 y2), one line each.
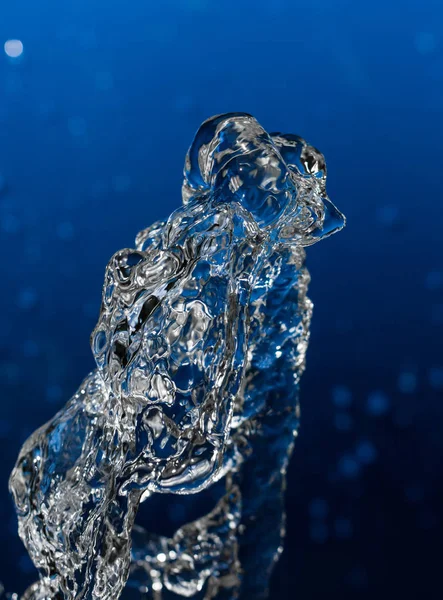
335 412 353 431
356 440 377 464
338 454 360 478
309 497 329 519
331 385 352 408
398 371 417 394
414 32 437 55
68 116 87 137
310 521 328 544
366 390 390 416
428 367 443 390
334 517 353 539
4 39 23 58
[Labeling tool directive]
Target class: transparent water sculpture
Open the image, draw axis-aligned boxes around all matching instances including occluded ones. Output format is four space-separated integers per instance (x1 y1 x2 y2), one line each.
9 113 345 600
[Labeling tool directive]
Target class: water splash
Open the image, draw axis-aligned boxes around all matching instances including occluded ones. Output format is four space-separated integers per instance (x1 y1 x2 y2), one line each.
9 113 345 599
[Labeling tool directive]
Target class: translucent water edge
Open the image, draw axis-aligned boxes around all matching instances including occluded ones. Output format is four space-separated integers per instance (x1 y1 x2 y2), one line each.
8 113 345 600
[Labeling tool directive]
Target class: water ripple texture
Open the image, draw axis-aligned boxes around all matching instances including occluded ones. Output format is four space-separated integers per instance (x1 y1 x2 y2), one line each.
9 113 345 599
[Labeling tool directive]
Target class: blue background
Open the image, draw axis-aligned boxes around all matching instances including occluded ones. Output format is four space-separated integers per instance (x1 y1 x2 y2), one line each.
0 1 442 597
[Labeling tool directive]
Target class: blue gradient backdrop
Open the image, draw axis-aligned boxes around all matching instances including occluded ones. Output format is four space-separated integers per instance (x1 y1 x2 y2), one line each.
0 1 442 598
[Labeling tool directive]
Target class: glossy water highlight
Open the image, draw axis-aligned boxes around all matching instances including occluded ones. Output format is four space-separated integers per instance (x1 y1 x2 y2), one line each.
9 113 344 599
